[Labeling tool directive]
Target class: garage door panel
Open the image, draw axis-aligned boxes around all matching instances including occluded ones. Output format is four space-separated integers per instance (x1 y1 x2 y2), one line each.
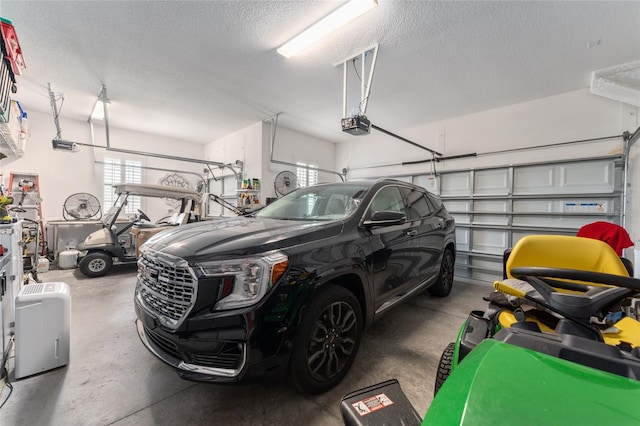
560 161 613 192
455 228 470 251
514 160 615 195
512 215 604 229
514 199 612 214
474 169 509 195
441 172 471 196
452 213 471 224
474 215 509 226
475 200 508 213
472 229 508 255
514 167 553 194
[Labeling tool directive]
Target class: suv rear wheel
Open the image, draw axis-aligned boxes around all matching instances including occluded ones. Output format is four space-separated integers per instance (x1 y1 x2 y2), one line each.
428 248 454 297
289 285 363 394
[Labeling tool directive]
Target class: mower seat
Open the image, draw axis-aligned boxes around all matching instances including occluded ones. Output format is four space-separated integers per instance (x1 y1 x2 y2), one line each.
506 235 630 282
497 235 640 348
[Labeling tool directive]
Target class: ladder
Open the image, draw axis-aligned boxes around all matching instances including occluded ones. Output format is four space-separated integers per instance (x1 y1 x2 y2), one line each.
6 172 44 278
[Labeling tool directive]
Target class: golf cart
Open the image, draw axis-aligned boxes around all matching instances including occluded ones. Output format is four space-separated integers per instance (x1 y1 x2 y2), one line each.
77 183 202 278
340 235 640 425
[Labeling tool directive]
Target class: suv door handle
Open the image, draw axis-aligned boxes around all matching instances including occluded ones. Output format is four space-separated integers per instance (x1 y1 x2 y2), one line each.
406 229 418 237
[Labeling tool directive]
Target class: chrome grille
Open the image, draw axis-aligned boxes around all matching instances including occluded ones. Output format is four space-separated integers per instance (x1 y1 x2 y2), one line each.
137 252 196 327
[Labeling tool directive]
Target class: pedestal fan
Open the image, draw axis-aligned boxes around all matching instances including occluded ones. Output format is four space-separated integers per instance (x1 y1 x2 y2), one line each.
274 171 298 197
63 193 101 220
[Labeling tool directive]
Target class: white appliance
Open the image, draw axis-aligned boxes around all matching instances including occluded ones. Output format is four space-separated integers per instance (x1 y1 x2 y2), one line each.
15 282 71 379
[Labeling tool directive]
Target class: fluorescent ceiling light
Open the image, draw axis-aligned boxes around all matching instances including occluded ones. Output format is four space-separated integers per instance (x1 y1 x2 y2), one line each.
91 99 109 121
277 0 378 59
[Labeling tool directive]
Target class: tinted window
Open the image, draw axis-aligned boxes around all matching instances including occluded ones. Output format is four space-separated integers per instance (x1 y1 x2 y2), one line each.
257 183 369 220
369 186 406 215
402 187 434 220
427 193 443 210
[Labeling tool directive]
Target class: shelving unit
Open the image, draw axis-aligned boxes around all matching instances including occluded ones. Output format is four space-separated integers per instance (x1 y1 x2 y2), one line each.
7 172 44 279
0 110 23 157
236 189 262 208
0 18 27 159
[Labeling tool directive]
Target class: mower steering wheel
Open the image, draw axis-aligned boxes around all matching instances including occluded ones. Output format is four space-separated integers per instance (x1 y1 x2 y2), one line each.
137 209 151 222
510 266 640 320
511 267 640 292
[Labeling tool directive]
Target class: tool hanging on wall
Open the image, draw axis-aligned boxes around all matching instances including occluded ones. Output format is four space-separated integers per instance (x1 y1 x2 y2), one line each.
12 178 36 212
7 172 45 258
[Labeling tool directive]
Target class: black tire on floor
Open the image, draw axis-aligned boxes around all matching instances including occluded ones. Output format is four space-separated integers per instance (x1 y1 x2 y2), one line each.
428 248 454 297
78 251 113 278
434 342 455 395
288 285 363 394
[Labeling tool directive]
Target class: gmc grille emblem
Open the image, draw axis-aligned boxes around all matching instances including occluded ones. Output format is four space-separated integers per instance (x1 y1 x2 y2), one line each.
142 264 159 283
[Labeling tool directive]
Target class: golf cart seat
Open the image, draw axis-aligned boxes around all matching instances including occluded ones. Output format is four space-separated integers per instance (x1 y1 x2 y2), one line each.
495 235 640 347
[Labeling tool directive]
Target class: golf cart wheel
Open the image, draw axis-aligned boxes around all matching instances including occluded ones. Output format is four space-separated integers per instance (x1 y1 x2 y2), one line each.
79 252 113 278
288 285 363 394
434 342 455 395
429 248 455 297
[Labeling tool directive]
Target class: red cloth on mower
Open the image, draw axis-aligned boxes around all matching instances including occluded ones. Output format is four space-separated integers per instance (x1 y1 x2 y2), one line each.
577 221 634 256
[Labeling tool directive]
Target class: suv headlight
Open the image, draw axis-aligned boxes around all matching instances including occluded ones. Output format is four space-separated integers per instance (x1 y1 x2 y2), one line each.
196 251 289 310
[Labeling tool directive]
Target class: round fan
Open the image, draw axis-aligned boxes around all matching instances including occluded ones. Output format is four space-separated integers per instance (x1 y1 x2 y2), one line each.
63 193 102 220
274 170 298 197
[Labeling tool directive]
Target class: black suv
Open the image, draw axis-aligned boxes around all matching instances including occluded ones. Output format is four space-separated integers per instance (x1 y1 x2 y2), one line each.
134 178 456 393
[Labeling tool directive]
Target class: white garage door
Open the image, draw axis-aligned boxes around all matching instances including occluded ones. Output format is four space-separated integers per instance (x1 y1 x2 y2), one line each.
436 156 623 282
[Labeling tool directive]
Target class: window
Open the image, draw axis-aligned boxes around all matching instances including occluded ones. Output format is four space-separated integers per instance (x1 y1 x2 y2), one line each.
370 186 405 215
296 162 318 187
402 187 434 220
103 158 142 214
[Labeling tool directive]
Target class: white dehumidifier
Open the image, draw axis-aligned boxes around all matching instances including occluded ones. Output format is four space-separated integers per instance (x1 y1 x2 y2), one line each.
15 282 71 379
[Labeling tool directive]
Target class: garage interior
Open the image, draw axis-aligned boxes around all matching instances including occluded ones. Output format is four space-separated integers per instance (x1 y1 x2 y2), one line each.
0 1 639 425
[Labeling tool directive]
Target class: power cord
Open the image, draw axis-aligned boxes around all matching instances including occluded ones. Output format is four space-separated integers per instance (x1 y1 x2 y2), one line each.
0 367 13 410
0 335 14 410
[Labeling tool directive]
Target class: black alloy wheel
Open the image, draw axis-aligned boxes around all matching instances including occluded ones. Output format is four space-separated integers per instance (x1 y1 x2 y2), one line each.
289 285 363 394
429 248 454 297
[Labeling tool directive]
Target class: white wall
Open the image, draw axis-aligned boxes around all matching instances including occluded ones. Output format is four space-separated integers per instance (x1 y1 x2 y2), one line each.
263 122 341 201
204 120 263 186
1 109 205 221
204 120 338 215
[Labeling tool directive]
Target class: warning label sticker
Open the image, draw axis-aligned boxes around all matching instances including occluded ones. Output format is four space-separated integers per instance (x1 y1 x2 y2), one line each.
351 393 394 416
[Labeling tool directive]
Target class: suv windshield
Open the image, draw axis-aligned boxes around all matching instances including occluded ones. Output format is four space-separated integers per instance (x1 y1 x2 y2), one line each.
256 183 370 220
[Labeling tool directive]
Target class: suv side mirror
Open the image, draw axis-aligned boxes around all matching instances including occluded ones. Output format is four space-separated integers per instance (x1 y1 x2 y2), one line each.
363 210 406 227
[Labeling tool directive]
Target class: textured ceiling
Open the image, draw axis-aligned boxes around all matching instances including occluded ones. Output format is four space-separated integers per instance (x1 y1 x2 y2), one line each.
1 1 639 145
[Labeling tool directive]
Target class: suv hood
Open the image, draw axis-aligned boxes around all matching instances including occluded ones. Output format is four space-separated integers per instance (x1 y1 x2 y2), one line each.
142 216 344 260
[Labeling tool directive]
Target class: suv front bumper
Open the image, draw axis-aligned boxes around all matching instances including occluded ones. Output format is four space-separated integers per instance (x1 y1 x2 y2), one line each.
134 295 290 383
135 318 247 379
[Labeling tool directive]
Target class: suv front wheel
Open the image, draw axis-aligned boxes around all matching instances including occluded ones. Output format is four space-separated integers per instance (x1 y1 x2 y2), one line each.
288 285 363 394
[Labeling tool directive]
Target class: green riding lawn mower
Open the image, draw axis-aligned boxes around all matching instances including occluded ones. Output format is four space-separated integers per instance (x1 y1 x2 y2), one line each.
341 234 640 425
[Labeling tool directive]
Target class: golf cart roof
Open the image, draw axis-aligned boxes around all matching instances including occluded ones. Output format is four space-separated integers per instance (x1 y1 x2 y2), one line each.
114 183 202 202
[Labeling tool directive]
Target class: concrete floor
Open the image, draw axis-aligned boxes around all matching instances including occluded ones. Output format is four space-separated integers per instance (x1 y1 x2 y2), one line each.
1 265 492 426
